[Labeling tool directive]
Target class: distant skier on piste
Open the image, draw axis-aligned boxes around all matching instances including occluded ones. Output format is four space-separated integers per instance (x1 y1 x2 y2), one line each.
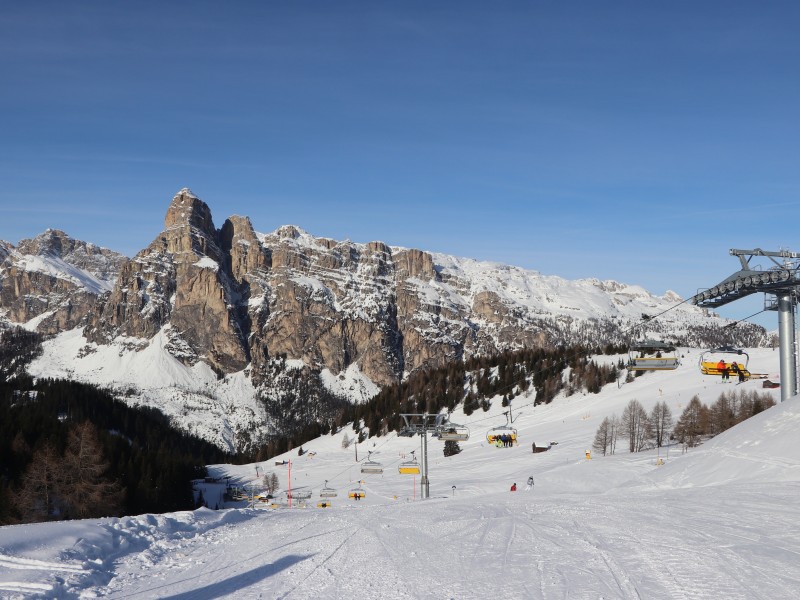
525 476 534 491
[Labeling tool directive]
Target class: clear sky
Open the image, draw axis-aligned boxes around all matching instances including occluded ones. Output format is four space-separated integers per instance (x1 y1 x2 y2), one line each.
1 1 798 328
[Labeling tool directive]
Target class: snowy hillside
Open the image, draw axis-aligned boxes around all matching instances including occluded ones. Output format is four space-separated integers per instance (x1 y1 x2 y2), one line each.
2 348 798 599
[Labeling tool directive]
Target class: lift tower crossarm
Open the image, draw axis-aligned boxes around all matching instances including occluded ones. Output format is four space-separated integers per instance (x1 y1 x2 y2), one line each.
693 247 799 402
691 250 799 309
730 248 800 270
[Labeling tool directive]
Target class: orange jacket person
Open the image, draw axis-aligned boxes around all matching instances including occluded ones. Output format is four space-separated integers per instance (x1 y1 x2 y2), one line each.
717 360 729 380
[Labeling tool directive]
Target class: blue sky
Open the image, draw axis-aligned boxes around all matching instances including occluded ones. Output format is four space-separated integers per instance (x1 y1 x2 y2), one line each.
1 1 798 328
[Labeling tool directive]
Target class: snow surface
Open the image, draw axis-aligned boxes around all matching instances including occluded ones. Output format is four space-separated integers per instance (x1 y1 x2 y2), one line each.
319 363 381 404
193 257 219 271
26 328 264 452
2 349 799 599
10 252 115 295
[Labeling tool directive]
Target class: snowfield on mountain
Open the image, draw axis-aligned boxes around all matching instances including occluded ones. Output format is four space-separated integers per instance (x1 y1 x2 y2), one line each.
1 349 798 599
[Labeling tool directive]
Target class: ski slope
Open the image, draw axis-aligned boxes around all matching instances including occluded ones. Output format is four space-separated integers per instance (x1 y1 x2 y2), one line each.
1 348 799 599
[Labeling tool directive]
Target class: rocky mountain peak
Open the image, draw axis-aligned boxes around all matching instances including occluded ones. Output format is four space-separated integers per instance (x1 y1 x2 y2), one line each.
17 229 73 258
14 229 126 280
222 215 256 241
0 229 127 334
164 188 216 236
155 189 222 261
275 225 303 240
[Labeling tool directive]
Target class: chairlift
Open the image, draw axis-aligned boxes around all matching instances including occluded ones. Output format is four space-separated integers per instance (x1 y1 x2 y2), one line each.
287 489 312 500
437 421 470 442
348 485 366 499
320 480 338 498
699 346 751 378
360 451 384 475
626 340 680 371
486 412 517 447
487 426 517 446
398 451 420 475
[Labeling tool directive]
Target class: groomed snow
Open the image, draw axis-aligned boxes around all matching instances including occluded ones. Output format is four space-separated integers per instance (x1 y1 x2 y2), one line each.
2 349 798 598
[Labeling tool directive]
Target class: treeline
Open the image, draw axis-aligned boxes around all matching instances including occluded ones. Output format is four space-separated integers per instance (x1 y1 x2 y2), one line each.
592 389 777 456
345 344 624 441
0 375 232 525
0 327 42 379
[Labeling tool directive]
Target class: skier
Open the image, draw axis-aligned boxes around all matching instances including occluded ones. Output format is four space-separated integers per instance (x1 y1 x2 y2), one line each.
731 361 745 383
525 476 534 491
510 483 517 492
717 359 729 381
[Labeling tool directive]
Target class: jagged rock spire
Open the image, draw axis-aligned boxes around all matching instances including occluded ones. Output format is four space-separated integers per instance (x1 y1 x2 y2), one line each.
164 188 216 236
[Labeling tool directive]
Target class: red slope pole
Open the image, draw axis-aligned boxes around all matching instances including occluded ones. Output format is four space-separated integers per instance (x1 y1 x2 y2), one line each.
288 459 292 508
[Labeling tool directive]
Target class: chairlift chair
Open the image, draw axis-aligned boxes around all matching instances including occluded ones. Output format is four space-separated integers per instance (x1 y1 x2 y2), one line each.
319 480 337 498
627 340 680 371
398 451 420 475
486 425 517 447
287 489 312 500
699 346 751 378
348 485 366 499
360 451 384 475
437 423 470 442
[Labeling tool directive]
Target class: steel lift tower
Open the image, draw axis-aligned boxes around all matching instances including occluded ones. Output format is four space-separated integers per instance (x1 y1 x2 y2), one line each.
690 248 800 402
398 413 454 499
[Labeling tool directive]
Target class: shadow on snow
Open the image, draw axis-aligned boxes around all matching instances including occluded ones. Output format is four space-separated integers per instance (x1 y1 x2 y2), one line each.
154 554 312 600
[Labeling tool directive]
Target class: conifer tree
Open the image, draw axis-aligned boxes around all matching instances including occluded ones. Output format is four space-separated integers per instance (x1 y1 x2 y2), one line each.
443 440 461 457
60 421 122 519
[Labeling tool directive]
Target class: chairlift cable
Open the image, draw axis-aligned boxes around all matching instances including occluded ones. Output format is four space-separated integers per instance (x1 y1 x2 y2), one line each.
722 309 767 329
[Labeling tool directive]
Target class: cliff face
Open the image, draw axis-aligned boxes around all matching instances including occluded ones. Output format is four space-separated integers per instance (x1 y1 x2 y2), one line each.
86 189 250 374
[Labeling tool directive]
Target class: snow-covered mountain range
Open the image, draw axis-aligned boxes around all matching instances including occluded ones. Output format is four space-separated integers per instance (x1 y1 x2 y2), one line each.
0 189 766 451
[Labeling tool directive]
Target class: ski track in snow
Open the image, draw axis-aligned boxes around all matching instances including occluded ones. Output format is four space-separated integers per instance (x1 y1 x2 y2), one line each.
3 485 800 599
